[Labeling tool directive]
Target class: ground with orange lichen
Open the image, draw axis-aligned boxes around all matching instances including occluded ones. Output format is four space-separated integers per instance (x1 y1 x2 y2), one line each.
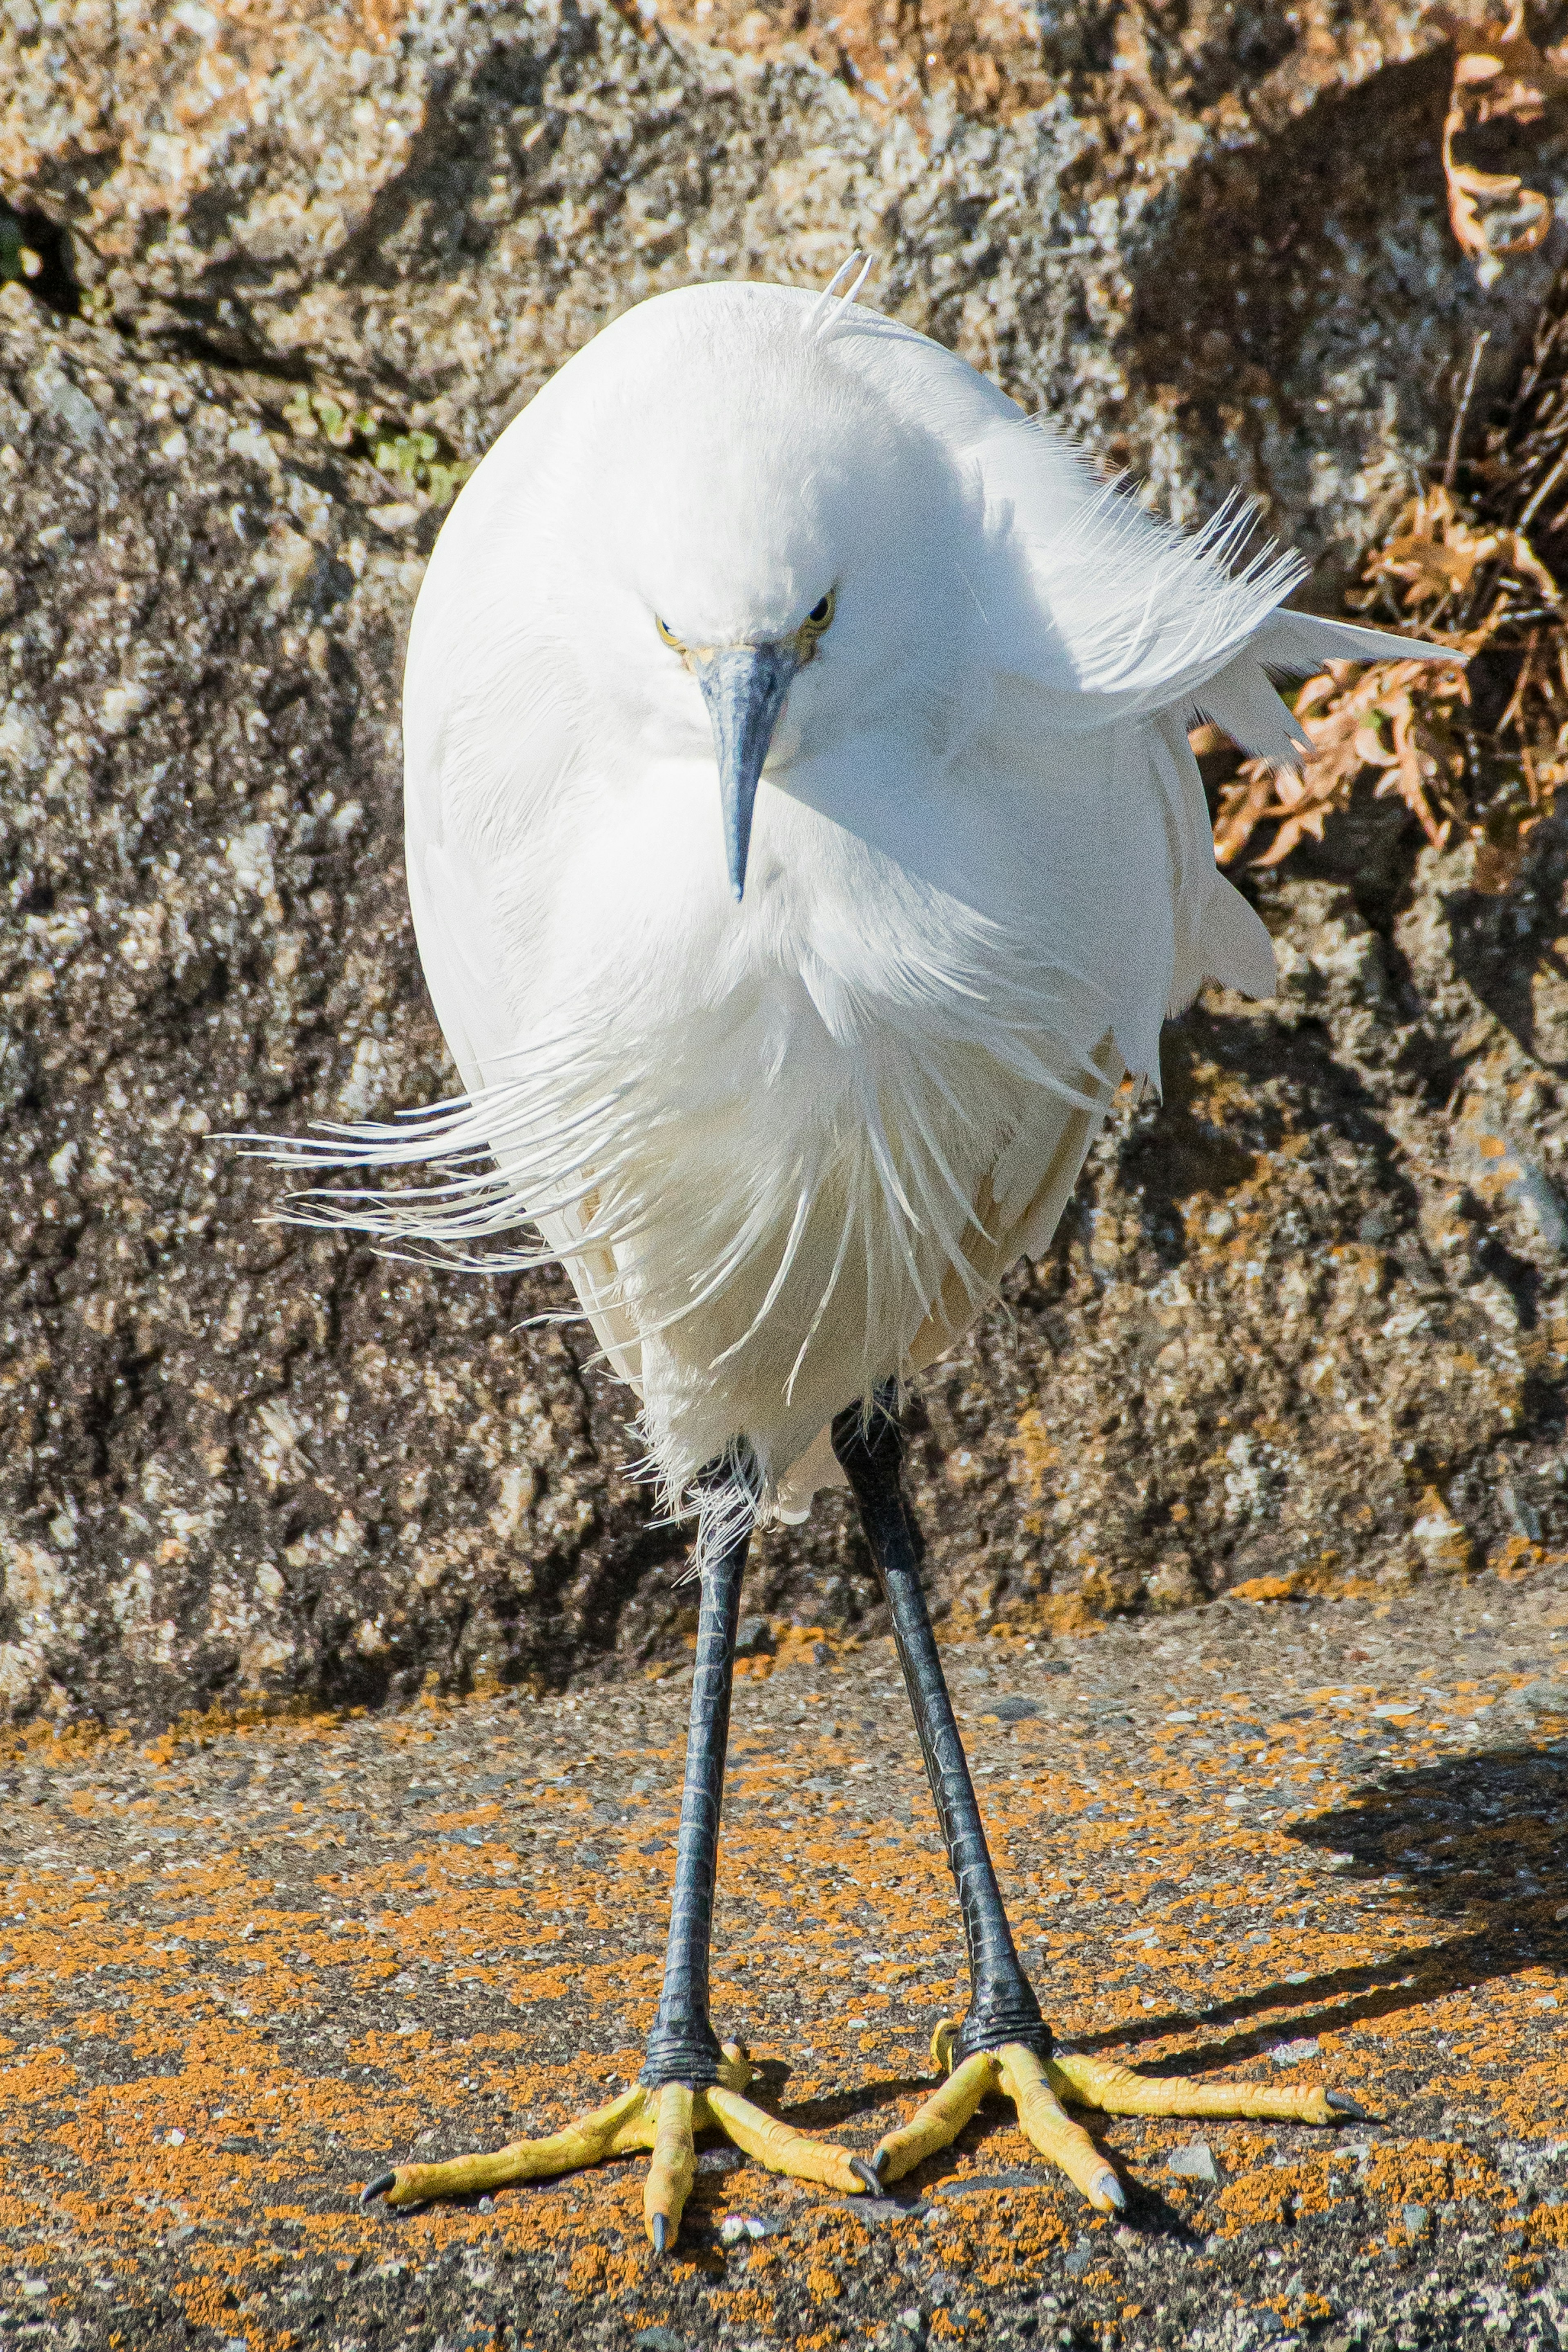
3 1565 1566 2350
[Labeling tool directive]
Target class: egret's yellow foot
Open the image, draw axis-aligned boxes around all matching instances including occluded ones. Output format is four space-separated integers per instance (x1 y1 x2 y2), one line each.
867 2022 1366 2209
360 2042 868 2252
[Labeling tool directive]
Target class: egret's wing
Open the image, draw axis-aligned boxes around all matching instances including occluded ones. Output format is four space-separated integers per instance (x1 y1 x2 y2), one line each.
1145 709 1278 1019
1189 873 1277 1004
953 1027 1124 1314
405 813 647 1386
1252 610 1440 672
403 827 506 1089
403 509 656 1385
824 304 1445 746
1187 612 1444 797
817 310 1281 721
1192 653 1311 770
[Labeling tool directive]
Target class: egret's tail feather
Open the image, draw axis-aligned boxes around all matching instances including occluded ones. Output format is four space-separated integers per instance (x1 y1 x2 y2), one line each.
688 1444 764 1579
242 941 1119 1521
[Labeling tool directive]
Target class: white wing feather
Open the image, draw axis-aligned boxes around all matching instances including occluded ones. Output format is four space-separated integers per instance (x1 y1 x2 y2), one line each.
1254 609 1440 673
1193 653 1312 767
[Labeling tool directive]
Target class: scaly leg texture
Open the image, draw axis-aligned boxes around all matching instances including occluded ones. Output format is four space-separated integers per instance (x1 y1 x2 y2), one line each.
831 1392 1365 2209
362 1474 864 2250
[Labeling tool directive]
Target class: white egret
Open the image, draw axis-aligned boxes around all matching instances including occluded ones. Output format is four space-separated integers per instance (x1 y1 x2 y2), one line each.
275 271 1419 2248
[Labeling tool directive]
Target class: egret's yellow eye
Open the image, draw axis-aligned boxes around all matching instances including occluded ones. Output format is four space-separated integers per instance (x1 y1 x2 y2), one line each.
802 589 835 637
655 615 684 649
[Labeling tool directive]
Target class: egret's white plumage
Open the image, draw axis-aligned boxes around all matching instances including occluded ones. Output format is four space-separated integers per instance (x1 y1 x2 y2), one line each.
279 279 1412 1529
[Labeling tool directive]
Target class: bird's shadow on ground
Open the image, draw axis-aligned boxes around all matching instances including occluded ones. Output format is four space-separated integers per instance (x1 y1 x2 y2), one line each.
802 1742 1564 2222
753 2058 929 2130
1071 1740 1565 2074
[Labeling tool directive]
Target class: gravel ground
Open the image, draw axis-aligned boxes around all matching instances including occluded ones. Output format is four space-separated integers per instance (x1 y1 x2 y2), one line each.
2 1568 1566 2351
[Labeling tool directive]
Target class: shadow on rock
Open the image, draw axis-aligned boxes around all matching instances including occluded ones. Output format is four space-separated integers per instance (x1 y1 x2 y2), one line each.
1443 808 1568 1075
1124 47 1560 579
1118 1005 1426 1276
1085 1742 1565 2076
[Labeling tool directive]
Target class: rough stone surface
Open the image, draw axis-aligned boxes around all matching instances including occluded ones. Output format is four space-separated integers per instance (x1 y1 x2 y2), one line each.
5 267 1568 1728
0 283 654 1727
5 0 1566 568
5 3 1568 1726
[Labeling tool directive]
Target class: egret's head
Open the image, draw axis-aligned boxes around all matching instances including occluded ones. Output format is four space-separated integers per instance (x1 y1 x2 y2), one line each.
549 286 978 900
651 600 835 900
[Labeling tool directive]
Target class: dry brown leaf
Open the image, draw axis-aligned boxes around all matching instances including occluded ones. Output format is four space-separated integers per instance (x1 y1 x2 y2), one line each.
1204 249 1568 872
1211 655 1470 868
1442 2 1568 281
1353 481 1557 640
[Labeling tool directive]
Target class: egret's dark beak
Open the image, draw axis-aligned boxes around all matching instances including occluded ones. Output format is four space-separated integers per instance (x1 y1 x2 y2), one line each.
691 641 800 900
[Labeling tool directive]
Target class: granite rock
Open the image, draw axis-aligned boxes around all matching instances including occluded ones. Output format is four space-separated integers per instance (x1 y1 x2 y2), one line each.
5 0 1566 570
3 0 1568 1725
0 285 662 1725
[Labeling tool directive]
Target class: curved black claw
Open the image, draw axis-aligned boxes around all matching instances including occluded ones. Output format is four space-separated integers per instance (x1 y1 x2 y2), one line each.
848 2155 885 2197
1326 2090 1369 2120
359 2171 397 2212
650 2214 669 2258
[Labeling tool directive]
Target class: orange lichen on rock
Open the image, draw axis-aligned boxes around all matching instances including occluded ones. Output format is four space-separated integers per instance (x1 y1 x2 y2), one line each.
2 1587 1565 2342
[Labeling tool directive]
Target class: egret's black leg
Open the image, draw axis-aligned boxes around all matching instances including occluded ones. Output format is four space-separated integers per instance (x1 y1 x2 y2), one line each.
355 1462 872 2243
639 1479 751 2089
831 1390 1048 2065
833 1389 1368 2208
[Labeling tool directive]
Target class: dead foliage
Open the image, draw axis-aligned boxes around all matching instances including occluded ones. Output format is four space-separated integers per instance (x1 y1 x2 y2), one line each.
1212 256 1568 882
1210 636 1471 870
1440 1 1568 286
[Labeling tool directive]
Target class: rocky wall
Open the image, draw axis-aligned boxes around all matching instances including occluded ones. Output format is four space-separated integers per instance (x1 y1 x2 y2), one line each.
6 0 1564 568
3 0 1568 1725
